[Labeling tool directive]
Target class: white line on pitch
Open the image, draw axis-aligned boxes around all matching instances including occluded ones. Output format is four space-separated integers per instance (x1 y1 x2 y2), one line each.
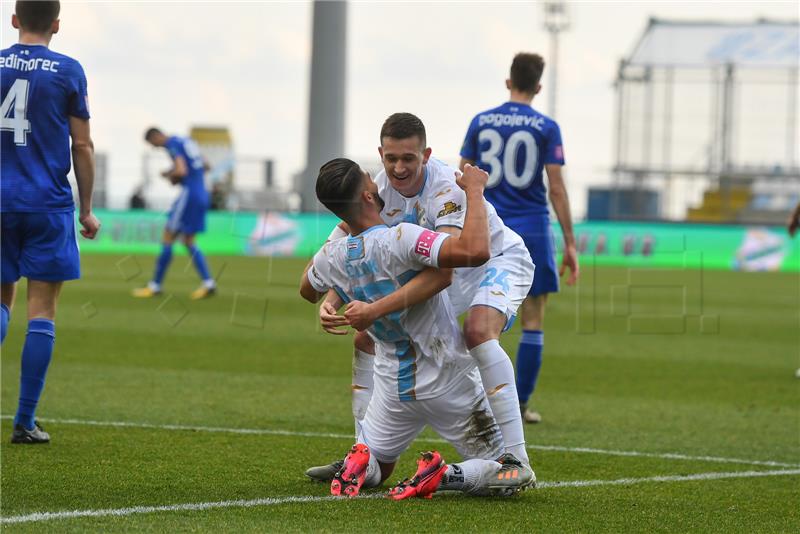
2 415 798 468
3 469 799 525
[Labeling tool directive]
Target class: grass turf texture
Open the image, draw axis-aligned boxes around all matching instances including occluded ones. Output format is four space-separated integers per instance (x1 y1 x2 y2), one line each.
1 254 798 532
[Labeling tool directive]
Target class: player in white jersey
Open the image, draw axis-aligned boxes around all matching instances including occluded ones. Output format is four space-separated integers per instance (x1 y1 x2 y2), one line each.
301 158 534 498
311 114 534 478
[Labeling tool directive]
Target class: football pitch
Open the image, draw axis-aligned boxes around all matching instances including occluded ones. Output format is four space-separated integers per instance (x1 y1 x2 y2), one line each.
1 254 798 532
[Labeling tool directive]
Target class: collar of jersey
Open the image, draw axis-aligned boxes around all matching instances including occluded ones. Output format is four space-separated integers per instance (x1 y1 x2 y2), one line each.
405 166 429 198
350 224 388 237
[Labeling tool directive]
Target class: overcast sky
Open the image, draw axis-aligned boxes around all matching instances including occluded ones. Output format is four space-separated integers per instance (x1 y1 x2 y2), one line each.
1 1 797 216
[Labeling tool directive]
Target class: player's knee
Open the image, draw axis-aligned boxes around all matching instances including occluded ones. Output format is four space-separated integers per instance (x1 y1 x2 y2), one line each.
464 307 503 349
464 321 494 349
354 330 375 354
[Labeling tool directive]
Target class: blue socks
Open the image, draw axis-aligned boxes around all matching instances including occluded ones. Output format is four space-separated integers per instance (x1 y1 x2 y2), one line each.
153 243 174 286
152 243 213 287
1 303 9 344
14 319 55 430
187 245 212 283
516 329 543 404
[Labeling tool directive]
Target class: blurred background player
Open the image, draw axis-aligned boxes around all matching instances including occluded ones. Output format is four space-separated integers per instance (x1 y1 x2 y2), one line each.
1 0 100 443
133 128 216 299
460 53 579 424
301 158 534 498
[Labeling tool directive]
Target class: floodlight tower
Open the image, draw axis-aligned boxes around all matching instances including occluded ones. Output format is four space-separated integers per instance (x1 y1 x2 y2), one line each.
543 1 570 119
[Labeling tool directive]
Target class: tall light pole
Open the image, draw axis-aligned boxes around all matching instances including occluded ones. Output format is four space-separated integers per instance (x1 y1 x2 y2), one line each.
543 1 570 119
301 0 347 212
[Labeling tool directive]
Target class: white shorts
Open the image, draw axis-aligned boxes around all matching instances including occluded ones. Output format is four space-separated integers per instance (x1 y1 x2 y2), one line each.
447 249 535 326
359 368 504 464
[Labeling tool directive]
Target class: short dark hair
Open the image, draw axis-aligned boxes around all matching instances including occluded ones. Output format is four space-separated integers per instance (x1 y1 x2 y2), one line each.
316 158 365 220
510 53 545 94
15 1 60 33
380 113 426 147
144 127 163 141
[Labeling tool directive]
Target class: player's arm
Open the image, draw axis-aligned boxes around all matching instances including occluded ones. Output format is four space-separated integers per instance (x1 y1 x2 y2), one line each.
436 165 490 268
300 260 325 303
458 157 476 171
344 166 490 330
162 155 188 184
345 267 452 331
546 163 579 285
788 201 800 237
69 116 100 239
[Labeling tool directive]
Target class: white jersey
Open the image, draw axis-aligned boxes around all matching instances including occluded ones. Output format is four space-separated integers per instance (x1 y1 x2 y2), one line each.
307 223 475 402
375 158 534 317
375 157 526 258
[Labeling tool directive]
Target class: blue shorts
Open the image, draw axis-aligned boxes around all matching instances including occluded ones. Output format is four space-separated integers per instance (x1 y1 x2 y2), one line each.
166 190 208 235
1 211 80 283
504 213 559 297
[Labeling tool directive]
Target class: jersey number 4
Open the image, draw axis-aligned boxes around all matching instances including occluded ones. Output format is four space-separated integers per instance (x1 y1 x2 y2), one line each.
478 129 539 189
1 79 32 146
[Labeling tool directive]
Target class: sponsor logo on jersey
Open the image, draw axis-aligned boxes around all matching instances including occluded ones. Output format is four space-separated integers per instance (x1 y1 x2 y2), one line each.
415 230 438 258
385 208 402 217
554 145 564 160
437 201 462 218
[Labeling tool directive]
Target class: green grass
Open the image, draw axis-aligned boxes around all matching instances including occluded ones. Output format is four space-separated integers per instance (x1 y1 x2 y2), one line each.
1 254 798 532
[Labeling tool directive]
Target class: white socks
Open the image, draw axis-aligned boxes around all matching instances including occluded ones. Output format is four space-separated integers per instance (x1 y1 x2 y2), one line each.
351 349 375 437
438 459 501 494
470 339 530 464
362 448 382 488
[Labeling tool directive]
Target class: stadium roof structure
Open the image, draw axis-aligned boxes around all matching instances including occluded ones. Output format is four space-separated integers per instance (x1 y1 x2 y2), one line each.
626 18 799 69
608 18 799 222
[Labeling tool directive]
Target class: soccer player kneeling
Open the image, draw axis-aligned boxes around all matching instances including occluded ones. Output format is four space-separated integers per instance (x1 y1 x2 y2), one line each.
300 159 534 498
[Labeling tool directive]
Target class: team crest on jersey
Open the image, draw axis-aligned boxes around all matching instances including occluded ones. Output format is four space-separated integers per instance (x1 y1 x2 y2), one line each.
437 201 462 218
434 188 452 198
396 226 402 240
346 237 365 261
385 208 402 217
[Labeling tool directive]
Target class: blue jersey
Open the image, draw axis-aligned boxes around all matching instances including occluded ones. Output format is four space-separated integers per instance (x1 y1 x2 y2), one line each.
460 102 564 218
165 136 207 198
1 44 90 212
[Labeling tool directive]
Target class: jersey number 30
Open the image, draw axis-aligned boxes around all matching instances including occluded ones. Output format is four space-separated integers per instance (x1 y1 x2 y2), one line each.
1 79 31 146
478 129 539 189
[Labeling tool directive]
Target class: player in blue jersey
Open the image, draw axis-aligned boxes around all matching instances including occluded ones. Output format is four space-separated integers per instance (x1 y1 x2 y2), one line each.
132 128 216 300
460 53 579 424
1 1 100 444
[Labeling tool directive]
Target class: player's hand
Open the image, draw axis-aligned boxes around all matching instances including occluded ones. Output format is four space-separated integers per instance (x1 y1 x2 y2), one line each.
344 301 377 332
79 211 101 239
455 164 488 193
559 243 579 286
319 301 349 335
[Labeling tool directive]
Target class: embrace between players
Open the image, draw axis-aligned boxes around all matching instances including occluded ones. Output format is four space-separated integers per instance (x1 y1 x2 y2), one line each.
299 55 579 501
